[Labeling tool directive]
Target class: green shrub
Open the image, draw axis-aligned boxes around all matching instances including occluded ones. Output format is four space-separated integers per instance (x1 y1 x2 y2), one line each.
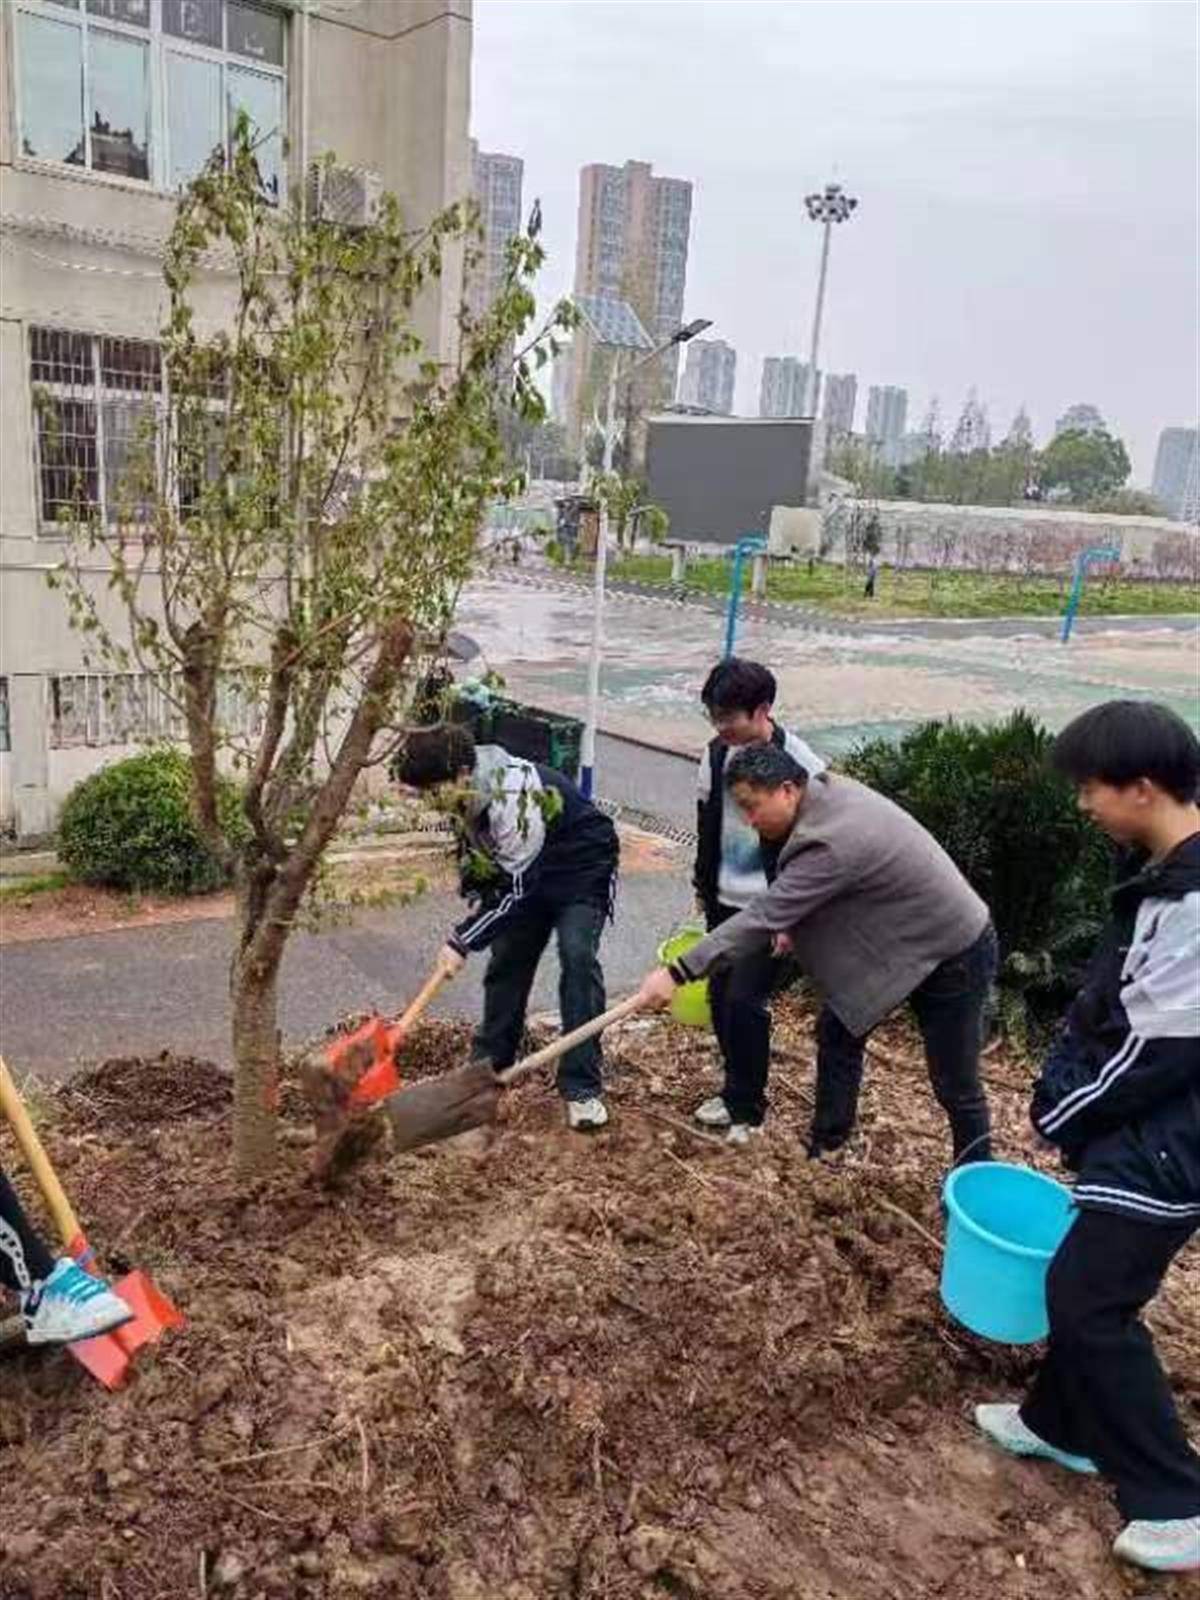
58 747 245 895
842 712 1114 1043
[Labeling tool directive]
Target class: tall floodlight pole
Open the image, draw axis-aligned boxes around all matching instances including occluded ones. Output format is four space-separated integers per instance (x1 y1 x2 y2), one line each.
803 182 858 419
574 297 713 799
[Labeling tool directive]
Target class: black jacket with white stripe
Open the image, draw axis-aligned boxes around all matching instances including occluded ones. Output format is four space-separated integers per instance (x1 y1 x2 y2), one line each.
448 746 618 956
1031 832 1200 1227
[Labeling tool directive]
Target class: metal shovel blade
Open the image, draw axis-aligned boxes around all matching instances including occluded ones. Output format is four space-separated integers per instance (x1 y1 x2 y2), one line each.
381 1061 501 1153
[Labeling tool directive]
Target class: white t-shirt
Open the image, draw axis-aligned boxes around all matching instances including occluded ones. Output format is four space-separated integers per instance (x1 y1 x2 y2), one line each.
697 726 826 910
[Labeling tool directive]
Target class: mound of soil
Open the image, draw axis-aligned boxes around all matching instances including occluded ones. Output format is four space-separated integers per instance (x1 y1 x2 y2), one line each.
1 1003 1196 1600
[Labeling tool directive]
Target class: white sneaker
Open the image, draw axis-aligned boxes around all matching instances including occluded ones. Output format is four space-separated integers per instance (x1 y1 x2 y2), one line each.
22 1258 134 1347
974 1403 1097 1475
724 1123 764 1147
694 1095 732 1129
565 1097 609 1132
1113 1517 1200 1573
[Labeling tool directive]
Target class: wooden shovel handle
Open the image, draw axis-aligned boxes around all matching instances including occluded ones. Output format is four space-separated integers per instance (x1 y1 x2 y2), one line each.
496 995 644 1087
0 1055 81 1249
392 964 453 1037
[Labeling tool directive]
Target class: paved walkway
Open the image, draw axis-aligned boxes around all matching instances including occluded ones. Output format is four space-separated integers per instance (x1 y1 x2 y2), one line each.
0 871 693 1082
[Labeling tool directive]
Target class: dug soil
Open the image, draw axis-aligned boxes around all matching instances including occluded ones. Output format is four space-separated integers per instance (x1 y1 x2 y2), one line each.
1 1002 1196 1599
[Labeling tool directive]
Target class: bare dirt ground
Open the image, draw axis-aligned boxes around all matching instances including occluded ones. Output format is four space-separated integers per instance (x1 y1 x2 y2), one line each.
1 1000 1196 1600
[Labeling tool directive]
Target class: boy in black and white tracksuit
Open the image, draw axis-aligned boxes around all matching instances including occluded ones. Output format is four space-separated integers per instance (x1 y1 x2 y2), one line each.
975 700 1200 1575
394 725 619 1130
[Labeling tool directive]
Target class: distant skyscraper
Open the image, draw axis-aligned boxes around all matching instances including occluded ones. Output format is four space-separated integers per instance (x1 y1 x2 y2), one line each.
822 372 857 437
865 385 908 461
678 338 736 414
759 356 820 418
560 159 693 447
467 142 524 327
1152 427 1200 521
1055 402 1106 438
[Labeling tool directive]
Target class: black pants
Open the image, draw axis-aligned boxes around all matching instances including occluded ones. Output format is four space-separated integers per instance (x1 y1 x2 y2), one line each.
473 899 608 1100
708 903 797 1126
1 1169 55 1297
811 923 997 1163
1021 1207 1200 1522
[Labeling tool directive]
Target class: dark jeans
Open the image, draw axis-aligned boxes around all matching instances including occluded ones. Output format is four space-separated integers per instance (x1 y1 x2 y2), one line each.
811 923 997 1163
708 903 797 1126
1022 1208 1200 1521
473 899 608 1101
1 1169 55 1296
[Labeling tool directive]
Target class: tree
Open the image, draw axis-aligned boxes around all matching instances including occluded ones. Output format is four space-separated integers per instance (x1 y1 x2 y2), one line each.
50 127 575 1175
1086 487 1167 517
593 471 668 551
1037 427 1131 504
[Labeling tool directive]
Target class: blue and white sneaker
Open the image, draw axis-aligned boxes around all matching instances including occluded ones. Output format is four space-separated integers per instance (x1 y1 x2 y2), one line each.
1113 1517 1200 1573
21 1258 134 1347
974 1403 1097 1475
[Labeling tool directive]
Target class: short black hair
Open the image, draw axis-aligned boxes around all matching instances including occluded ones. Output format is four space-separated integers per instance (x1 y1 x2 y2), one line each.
393 724 476 788
1051 700 1200 803
725 743 809 791
701 657 777 716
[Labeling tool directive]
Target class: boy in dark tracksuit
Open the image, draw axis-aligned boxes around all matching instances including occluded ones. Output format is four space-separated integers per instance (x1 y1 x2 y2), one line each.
975 701 1200 1575
394 725 619 1130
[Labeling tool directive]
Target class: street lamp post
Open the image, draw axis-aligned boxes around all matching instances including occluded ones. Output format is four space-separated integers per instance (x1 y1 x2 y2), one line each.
577 311 713 799
802 182 858 420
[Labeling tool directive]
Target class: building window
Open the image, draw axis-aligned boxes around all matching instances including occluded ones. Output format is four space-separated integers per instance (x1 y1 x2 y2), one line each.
14 0 286 200
49 670 262 748
0 679 10 754
31 328 164 527
30 325 232 531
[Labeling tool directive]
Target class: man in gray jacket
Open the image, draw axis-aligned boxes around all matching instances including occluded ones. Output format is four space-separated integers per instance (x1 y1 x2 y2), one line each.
637 744 998 1160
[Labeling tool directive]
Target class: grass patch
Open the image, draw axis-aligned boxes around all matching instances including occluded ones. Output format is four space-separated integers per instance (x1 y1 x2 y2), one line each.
599 554 1199 620
0 871 72 903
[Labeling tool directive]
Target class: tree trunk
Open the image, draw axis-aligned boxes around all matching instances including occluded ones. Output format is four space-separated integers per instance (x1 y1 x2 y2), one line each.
231 952 281 1178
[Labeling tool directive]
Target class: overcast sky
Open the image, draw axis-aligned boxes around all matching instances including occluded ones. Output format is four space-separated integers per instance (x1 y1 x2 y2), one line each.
471 0 1197 483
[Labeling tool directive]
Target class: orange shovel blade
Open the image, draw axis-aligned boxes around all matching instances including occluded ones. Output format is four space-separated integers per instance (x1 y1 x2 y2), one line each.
348 1050 402 1108
68 1270 185 1391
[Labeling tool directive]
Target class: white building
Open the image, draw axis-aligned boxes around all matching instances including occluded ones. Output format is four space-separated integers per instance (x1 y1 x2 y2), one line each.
468 142 523 325
0 0 473 839
678 338 736 414
865 384 908 462
1152 428 1200 522
759 356 819 419
822 372 856 437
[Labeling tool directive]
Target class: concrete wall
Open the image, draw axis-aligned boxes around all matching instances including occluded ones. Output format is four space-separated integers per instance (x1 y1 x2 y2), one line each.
0 0 472 837
818 498 1199 575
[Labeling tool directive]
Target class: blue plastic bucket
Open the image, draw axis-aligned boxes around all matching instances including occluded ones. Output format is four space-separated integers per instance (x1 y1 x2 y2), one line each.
941 1162 1076 1344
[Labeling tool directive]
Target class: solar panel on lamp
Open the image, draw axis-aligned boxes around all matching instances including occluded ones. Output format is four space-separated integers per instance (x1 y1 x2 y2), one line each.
573 294 653 351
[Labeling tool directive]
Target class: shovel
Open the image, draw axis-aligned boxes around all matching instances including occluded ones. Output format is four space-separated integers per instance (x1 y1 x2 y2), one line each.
323 966 453 1108
380 994 645 1155
0 1056 184 1389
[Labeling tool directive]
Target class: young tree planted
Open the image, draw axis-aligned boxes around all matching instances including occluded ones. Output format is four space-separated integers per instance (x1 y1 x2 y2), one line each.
48 124 577 1175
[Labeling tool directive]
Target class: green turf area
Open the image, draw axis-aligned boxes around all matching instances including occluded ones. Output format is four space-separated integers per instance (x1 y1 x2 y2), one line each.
0 871 71 902
596 555 1199 619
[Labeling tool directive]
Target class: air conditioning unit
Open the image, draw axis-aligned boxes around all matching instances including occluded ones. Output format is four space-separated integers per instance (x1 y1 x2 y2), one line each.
307 163 383 230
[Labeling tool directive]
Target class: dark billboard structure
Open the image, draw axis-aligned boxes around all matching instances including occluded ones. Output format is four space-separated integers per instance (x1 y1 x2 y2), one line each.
644 414 815 546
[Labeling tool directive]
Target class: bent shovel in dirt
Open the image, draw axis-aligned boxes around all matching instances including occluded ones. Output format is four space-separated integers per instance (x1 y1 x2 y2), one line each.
0 1056 184 1390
